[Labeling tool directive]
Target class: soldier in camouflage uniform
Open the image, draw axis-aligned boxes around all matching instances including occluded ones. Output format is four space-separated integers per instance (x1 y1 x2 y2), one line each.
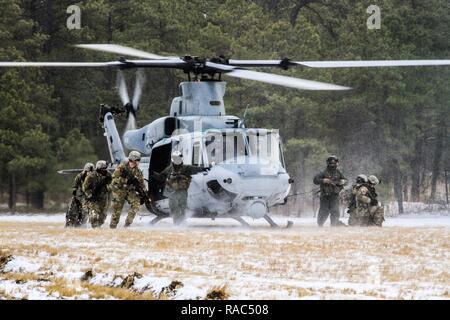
66 162 94 228
353 175 384 227
83 160 112 228
110 151 146 228
154 151 205 225
313 156 348 227
346 174 368 226
367 175 385 227
353 183 372 226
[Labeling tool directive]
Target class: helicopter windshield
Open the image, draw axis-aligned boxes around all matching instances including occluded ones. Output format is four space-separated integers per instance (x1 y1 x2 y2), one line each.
203 129 283 169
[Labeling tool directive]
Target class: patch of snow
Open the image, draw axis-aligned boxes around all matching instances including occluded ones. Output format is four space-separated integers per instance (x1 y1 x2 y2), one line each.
175 285 207 300
0 214 64 223
4 256 41 273
57 271 85 281
0 279 52 300
90 273 115 286
133 276 172 293
384 215 450 227
1 212 450 228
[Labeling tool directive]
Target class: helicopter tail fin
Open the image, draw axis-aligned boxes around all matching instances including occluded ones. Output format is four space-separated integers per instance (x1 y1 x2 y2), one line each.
103 112 126 164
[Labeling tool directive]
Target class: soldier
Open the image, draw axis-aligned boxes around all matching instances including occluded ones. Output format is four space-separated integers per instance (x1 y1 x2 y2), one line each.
346 174 368 226
154 151 205 225
110 151 147 228
353 175 375 226
313 156 348 227
66 162 94 228
83 160 112 228
367 175 385 227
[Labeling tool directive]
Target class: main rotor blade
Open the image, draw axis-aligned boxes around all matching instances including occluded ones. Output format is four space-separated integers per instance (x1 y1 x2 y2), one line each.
295 60 450 68
76 44 170 60
228 60 285 67
205 61 349 90
0 62 119 67
228 59 450 69
225 69 350 90
122 59 186 68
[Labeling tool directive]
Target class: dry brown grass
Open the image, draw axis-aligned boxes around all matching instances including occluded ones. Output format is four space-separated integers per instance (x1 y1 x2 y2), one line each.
0 288 17 300
1 272 50 283
46 278 79 298
0 219 449 299
206 284 230 300
80 283 156 300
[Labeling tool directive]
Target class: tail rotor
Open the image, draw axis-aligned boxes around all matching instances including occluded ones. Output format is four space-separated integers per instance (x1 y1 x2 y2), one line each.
115 69 146 132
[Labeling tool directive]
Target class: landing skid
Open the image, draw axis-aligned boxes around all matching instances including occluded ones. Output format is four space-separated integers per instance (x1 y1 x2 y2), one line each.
148 213 293 229
263 214 294 229
232 216 251 227
150 214 170 225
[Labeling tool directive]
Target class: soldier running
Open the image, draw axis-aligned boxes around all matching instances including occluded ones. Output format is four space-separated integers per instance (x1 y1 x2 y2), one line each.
66 162 94 228
110 151 147 228
83 160 112 228
313 155 348 227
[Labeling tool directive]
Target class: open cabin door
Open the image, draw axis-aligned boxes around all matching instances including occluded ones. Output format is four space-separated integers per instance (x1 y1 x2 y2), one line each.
147 142 172 201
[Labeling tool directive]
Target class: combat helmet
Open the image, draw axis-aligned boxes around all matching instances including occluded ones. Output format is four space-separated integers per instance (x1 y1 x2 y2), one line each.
368 175 380 185
326 155 339 169
171 150 183 165
326 155 339 164
84 162 94 172
95 160 108 170
356 174 368 184
128 151 141 162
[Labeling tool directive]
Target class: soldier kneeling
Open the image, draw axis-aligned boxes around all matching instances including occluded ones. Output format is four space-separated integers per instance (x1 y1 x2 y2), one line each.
66 162 94 228
346 174 368 226
353 175 384 227
366 175 384 227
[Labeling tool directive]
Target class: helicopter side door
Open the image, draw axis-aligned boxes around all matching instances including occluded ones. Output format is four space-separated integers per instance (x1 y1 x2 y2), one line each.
147 141 172 201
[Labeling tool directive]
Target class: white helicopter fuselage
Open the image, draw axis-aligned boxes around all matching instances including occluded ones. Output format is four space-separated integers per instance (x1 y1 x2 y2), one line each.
103 81 292 219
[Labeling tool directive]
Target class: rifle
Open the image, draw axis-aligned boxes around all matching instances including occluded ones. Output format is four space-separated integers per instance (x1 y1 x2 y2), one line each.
325 178 346 186
122 167 167 215
90 175 112 202
121 167 151 205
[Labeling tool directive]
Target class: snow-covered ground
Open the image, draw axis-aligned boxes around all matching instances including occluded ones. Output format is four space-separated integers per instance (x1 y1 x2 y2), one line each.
0 213 449 300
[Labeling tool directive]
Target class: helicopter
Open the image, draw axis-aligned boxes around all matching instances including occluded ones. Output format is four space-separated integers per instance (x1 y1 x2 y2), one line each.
1 44 449 227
